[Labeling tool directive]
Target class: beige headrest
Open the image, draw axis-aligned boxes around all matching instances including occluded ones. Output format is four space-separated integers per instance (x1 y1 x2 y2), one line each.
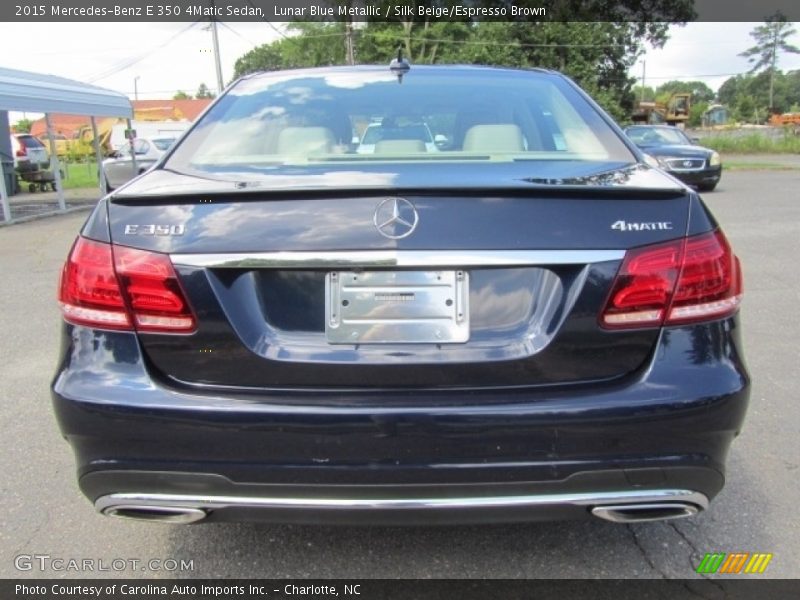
463 124 524 152
277 127 335 155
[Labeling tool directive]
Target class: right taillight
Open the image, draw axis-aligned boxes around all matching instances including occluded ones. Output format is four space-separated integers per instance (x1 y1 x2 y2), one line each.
667 230 742 325
601 230 742 329
58 237 195 334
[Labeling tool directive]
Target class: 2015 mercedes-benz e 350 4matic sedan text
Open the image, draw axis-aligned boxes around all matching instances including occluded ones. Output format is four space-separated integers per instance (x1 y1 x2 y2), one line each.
52 64 749 525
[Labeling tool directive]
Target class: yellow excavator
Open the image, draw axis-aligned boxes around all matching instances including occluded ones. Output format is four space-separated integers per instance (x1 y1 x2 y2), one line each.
631 93 691 127
42 106 188 159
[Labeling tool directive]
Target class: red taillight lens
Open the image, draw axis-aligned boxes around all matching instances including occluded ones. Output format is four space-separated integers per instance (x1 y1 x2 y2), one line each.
15 140 27 157
113 245 195 332
58 238 195 333
667 230 742 325
601 230 742 329
59 238 131 329
600 238 683 328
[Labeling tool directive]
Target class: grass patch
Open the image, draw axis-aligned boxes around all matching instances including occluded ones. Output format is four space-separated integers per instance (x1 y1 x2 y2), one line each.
724 162 800 171
702 133 800 154
60 160 100 189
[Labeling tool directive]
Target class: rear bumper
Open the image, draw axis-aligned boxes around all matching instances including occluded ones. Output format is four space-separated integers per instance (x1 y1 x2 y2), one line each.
93 487 708 525
51 317 749 524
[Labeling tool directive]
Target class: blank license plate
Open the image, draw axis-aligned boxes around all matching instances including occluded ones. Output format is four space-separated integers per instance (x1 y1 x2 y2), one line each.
325 270 469 344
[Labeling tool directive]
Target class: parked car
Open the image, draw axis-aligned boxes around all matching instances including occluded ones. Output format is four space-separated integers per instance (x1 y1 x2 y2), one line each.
356 120 439 154
623 125 722 191
53 65 748 526
11 134 49 173
101 137 176 190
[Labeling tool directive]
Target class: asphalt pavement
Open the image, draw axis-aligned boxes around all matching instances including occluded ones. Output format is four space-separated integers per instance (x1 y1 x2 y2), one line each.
0 169 798 579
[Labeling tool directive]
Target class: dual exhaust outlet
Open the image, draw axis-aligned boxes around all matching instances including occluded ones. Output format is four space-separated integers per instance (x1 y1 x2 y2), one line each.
97 490 706 525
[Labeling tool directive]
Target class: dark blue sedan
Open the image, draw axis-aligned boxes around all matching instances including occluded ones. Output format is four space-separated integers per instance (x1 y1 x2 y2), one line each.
625 125 722 192
52 65 748 526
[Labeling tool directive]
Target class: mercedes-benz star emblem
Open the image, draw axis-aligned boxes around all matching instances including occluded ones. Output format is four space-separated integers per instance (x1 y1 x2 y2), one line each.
373 197 419 239
683 160 693 167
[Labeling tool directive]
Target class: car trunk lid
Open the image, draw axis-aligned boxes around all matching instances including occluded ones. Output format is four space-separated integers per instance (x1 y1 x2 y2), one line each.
105 168 691 391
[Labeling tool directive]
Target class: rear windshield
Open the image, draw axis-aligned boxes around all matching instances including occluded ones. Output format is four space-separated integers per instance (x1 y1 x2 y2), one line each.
152 138 176 151
166 67 635 174
18 135 45 149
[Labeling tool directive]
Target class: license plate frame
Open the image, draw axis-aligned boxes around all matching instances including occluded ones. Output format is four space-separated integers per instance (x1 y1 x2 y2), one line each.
325 270 469 344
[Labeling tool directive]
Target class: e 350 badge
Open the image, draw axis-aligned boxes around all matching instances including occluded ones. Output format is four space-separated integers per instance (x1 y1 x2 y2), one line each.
124 224 185 236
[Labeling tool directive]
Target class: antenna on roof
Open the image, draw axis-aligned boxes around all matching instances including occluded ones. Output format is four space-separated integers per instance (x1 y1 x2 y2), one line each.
389 47 411 84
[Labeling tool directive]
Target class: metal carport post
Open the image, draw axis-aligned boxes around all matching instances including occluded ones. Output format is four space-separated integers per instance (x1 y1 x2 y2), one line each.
0 67 132 222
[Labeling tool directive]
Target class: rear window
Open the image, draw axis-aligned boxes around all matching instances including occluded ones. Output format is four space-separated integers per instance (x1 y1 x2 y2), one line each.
152 138 176 151
18 135 45 149
167 67 635 173
361 122 432 145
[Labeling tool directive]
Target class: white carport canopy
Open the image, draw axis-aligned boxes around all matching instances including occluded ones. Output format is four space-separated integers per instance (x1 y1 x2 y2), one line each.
0 67 133 222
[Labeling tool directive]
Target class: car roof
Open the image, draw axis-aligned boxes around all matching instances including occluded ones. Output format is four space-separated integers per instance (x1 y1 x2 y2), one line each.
240 64 560 83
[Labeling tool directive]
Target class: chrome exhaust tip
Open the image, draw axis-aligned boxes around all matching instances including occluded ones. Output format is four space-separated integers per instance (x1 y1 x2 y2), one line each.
102 504 207 524
591 502 699 523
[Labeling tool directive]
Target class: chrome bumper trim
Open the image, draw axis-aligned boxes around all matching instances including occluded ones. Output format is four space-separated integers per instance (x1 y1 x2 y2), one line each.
96 489 707 515
170 249 625 270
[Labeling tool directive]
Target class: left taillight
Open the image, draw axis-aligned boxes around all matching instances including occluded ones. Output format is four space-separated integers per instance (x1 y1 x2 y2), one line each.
58 237 195 334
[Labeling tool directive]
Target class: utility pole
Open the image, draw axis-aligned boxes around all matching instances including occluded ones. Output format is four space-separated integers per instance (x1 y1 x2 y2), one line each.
344 4 355 65
209 0 224 95
640 60 646 103
134 76 140 101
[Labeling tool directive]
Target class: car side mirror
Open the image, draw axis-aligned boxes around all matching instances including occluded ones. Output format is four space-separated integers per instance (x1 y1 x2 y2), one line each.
351 136 360 145
689 137 700 144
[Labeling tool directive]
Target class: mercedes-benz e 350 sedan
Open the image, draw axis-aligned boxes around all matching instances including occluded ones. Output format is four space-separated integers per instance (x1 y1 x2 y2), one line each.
52 65 749 525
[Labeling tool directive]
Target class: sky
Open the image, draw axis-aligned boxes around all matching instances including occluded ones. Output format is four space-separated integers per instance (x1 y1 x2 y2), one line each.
1 21 799 124
636 22 800 93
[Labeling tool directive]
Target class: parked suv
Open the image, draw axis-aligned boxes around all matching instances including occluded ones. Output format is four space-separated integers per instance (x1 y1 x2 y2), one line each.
11 134 49 173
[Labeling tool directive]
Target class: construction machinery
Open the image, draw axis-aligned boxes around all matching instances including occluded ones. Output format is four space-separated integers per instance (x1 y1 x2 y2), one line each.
768 112 800 127
631 93 692 127
38 106 192 159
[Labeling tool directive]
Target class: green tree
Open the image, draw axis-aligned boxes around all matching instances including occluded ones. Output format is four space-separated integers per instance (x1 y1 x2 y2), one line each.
735 95 757 123
717 75 746 107
786 70 800 108
633 85 656 102
234 22 347 76
195 83 216 99
234 3 694 121
173 90 192 100
654 80 715 104
688 101 708 127
12 118 33 133
739 13 800 110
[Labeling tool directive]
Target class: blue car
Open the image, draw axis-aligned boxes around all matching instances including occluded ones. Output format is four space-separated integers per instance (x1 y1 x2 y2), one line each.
625 125 723 192
52 64 749 525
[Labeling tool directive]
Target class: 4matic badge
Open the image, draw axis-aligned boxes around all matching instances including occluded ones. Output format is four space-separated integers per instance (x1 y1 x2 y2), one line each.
611 220 673 232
